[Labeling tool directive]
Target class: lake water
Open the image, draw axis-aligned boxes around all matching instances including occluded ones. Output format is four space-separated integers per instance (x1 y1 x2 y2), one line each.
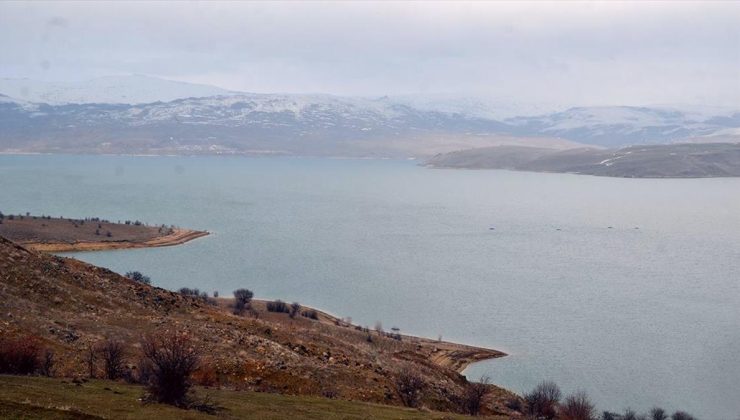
1 154 738 418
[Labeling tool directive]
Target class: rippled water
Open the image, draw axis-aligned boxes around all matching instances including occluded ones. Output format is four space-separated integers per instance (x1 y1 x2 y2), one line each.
1 155 738 418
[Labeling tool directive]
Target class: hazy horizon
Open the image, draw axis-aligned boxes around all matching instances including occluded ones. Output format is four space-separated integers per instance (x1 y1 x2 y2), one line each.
1 1 739 108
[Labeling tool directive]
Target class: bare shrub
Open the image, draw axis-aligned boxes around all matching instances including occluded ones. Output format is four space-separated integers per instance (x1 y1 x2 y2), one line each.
462 375 490 415
671 412 697 420
0 336 41 374
524 380 561 419
622 409 640 420
395 367 425 408
560 391 595 420
40 350 55 377
141 332 200 406
99 339 126 380
289 302 301 319
125 271 151 285
650 408 668 420
266 300 289 313
232 288 253 315
301 309 319 320
601 412 620 420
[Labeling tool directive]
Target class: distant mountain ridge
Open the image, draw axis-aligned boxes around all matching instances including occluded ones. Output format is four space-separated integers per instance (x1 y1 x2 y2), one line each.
0 75 238 105
0 75 739 156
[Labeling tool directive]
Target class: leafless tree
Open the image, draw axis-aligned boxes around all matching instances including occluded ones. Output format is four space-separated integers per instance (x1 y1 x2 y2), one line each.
560 391 595 420
99 339 126 380
462 375 490 415
395 367 425 408
140 332 200 406
524 380 561 419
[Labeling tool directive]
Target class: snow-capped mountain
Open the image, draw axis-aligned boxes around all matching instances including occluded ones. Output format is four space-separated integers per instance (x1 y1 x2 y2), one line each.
505 106 740 146
0 76 738 156
0 75 237 105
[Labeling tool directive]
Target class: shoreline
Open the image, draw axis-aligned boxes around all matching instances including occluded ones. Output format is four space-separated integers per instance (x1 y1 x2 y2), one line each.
19 228 209 253
249 298 506 374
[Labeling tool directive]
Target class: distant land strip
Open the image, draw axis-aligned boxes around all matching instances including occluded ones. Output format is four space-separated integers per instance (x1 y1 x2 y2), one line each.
0 214 208 252
24 228 209 252
425 142 740 178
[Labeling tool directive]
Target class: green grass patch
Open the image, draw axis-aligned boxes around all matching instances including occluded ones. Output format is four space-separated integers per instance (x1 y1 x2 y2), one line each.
0 375 483 419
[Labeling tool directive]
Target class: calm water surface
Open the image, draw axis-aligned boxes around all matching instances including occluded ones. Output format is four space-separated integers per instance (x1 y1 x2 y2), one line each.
1 155 738 418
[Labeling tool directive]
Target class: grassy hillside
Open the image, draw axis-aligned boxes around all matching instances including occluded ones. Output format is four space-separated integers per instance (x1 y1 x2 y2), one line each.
0 375 499 420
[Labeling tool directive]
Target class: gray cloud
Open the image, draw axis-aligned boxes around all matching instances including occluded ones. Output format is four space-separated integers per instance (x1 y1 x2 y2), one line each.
0 1 738 106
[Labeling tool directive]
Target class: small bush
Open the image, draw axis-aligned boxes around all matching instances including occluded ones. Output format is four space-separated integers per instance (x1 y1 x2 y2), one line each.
125 271 151 285
301 309 319 320
462 375 490 415
601 412 620 420
650 408 668 420
671 412 697 420
560 391 595 420
141 332 200 407
0 336 41 374
99 339 126 380
622 409 642 420
395 368 425 408
266 300 289 313
289 302 301 319
524 380 561 420
233 288 253 315
179 288 208 300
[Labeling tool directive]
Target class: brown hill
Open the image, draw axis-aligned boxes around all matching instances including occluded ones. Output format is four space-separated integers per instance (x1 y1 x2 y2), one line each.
0 236 516 416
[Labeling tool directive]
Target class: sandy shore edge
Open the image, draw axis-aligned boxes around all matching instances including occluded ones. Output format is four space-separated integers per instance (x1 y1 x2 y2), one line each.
21 228 209 252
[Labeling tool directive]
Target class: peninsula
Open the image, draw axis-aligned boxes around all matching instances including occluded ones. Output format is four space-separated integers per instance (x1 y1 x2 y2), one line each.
0 214 208 252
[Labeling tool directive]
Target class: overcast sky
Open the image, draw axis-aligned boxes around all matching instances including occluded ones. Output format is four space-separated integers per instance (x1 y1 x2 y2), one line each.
1 1 738 107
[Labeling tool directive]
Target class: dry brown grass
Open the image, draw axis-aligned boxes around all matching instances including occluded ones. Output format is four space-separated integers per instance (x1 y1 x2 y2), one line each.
0 235 518 416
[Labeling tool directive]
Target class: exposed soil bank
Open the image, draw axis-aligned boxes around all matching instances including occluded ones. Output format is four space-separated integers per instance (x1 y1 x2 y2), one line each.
25 228 209 252
247 299 506 374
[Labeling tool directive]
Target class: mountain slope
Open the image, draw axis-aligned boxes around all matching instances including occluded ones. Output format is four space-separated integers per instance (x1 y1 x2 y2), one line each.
505 106 740 147
0 93 578 157
0 77 739 155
